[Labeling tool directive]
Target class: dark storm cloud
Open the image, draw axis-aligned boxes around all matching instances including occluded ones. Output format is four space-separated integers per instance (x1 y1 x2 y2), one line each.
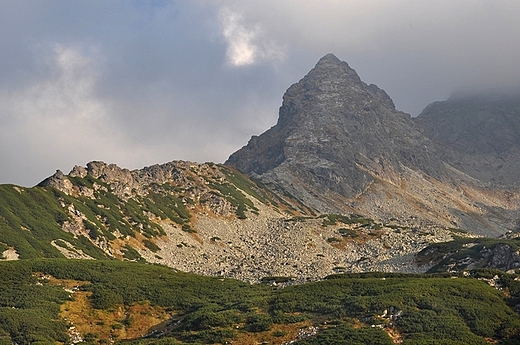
1 1 519 186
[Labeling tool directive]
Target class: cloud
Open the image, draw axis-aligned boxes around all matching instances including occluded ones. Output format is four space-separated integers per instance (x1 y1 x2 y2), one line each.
1 1 520 185
0 44 143 184
218 6 285 66
214 1 520 112
219 8 256 66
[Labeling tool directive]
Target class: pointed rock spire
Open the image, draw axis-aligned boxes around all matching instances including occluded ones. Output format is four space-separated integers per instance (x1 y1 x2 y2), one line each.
226 54 447 212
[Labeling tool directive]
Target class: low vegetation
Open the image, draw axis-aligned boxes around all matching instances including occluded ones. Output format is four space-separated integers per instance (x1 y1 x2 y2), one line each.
2 165 520 343
0 185 108 260
0 163 302 262
0 259 520 344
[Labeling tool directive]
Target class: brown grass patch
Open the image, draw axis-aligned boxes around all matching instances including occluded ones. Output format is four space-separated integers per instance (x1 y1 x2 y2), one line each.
54 277 171 342
189 232 204 245
232 320 313 345
385 326 403 344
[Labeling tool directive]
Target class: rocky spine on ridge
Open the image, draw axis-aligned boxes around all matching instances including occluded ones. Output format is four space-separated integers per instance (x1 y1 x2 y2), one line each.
6 160 460 282
226 53 447 212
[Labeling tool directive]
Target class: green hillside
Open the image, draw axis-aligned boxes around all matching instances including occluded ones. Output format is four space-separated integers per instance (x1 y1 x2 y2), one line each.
0 184 109 260
1 259 520 344
2 161 520 344
0 162 296 262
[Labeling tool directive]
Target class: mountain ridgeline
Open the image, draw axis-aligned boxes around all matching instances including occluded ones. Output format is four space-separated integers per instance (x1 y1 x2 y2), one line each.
227 54 520 236
2 53 520 278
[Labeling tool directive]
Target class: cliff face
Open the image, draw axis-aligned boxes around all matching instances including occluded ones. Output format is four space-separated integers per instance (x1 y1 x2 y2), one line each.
227 54 447 212
227 54 520 236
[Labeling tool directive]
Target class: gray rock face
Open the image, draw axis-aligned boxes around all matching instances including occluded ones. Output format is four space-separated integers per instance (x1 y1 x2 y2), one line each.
227 54 447 212
414 95 520 185
226 54 520 236
38 170 75 194
425 242 520 273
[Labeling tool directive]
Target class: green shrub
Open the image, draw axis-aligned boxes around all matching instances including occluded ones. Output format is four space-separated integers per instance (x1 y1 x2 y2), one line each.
182 224 196 233
272 329 287 337
246 314 273 332
338 228 358 237
143 239 161 252
297 323 393 345
121 244 145 262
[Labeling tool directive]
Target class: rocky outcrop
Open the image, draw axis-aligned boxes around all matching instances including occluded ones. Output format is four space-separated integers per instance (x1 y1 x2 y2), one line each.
420 240 520 273
38 170 75 195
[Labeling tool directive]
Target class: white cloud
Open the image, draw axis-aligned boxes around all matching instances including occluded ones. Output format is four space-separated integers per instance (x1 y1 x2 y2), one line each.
218 6 285 66
0 44 150 184
219 7 256 66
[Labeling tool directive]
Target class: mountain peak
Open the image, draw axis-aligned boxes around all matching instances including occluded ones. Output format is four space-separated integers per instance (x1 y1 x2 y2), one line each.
227 55 447 212
316 53 341 64
304 53 362 86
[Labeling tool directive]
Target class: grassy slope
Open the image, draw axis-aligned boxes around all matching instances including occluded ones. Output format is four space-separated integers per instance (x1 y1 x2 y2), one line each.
0 260 520 344
0 184 108 260
0 165 289 262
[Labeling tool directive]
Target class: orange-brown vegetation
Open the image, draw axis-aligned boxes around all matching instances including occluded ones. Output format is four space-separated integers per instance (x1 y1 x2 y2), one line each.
47 277 171 342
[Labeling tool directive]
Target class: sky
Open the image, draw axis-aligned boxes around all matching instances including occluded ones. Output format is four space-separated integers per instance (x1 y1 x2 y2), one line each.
1 1 519 186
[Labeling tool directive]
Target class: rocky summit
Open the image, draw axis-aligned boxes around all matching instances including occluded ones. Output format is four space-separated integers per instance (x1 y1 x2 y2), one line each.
227 54 447 210
227 54 520 236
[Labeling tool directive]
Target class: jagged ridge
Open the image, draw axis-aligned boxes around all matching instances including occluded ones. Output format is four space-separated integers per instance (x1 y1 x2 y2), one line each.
2 160 462 282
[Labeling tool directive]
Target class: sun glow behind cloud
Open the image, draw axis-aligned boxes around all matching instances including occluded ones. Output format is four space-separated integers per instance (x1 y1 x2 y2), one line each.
219 7 285 66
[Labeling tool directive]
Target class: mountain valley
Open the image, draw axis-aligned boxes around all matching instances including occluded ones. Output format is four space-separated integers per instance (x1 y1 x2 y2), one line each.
2 54 520 344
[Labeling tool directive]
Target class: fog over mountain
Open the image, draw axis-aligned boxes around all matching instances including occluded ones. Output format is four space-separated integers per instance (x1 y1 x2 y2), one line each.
1 1 519 186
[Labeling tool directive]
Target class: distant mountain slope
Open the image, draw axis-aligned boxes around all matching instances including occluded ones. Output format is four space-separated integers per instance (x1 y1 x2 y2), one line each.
414 94 520 185
227 54 520 236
